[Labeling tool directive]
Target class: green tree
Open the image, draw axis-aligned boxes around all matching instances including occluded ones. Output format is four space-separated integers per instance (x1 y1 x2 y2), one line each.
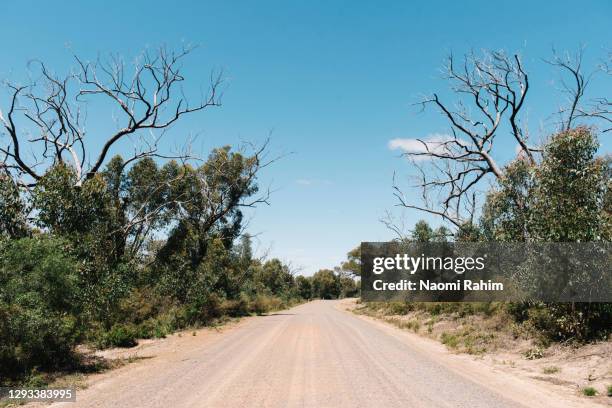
432 226 451 242
295 275 312 299
482 127 610 242
0 175 28 239
254 259 294 296
32 164 134 326
482 127 611 340
527 128 611 340
33 164 113 238
157 147 263 270
529 127 608 242
340 246 361 277
311 269 341 299
338 274 359 298
481 158 533 241
0 237 80 378
412 220 433 242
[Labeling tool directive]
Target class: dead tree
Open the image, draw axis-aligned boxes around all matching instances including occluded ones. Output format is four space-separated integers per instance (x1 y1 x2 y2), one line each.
547 48 591 132
393 50 536 228
391 48 607 230
576 50 612 133
0 45 222 187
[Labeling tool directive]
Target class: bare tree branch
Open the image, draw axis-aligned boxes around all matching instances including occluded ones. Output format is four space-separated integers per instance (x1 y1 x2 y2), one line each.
390 50 535 230
546 47 590 131
390 51 532 228
575 50 612 133
0 45 221 187
389 47 609 235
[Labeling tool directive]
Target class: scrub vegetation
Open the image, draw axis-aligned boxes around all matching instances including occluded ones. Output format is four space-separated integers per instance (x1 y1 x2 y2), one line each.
0 47 358 386
359 127 612 345
366 48 612 351
354 126 612 401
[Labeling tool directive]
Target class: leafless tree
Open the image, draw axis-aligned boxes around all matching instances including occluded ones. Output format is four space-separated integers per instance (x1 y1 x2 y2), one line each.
575 50 612 133
547 47 591 131
391 48 608 231
380 208 411 241
393 50 535 228
0 45 222 187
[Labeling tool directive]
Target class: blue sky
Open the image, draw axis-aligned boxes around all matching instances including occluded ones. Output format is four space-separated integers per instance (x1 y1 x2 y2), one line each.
2 1 611 274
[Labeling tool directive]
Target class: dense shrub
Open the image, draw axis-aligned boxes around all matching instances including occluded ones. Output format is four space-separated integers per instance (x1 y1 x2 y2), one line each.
221 296 250 317
0 150 355 384
0 237 80 380
249 295 283 315
133 318 170 339
95 324 138 348
388 128 612 342
0 175 28 239
523 303 611 341
311 269 342 299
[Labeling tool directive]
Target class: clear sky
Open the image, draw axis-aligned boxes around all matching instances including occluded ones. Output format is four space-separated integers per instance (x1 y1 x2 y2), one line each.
2 1 611 274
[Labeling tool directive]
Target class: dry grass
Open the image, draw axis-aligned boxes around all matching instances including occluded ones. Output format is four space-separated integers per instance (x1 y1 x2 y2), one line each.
354 302 509 354
542 366 560 374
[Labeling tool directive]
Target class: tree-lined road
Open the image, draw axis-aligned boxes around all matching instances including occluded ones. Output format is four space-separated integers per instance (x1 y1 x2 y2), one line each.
52 301 582 408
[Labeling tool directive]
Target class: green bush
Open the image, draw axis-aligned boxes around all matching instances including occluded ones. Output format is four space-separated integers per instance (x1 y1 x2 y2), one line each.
440 332 459 349
0 237 80 380
96 324 138 349
221 296 250 317
386 302 414 315
135 318 170 339
182 294 224 325
522 303 612 342
311 269 341 299
249 295 283 315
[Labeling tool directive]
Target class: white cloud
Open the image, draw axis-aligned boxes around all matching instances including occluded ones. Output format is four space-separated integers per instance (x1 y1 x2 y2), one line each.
295 179 333 186
388 133 462 161
296 179 313 185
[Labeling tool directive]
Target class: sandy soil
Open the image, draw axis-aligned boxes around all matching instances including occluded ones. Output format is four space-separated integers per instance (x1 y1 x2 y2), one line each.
20 300 607 407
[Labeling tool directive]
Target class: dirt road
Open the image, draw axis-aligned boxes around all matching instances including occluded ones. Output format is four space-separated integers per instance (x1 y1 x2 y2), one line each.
51 300 596 408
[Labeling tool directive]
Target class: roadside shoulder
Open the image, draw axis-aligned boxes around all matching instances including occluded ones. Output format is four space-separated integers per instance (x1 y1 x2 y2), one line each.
337 299 609 408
